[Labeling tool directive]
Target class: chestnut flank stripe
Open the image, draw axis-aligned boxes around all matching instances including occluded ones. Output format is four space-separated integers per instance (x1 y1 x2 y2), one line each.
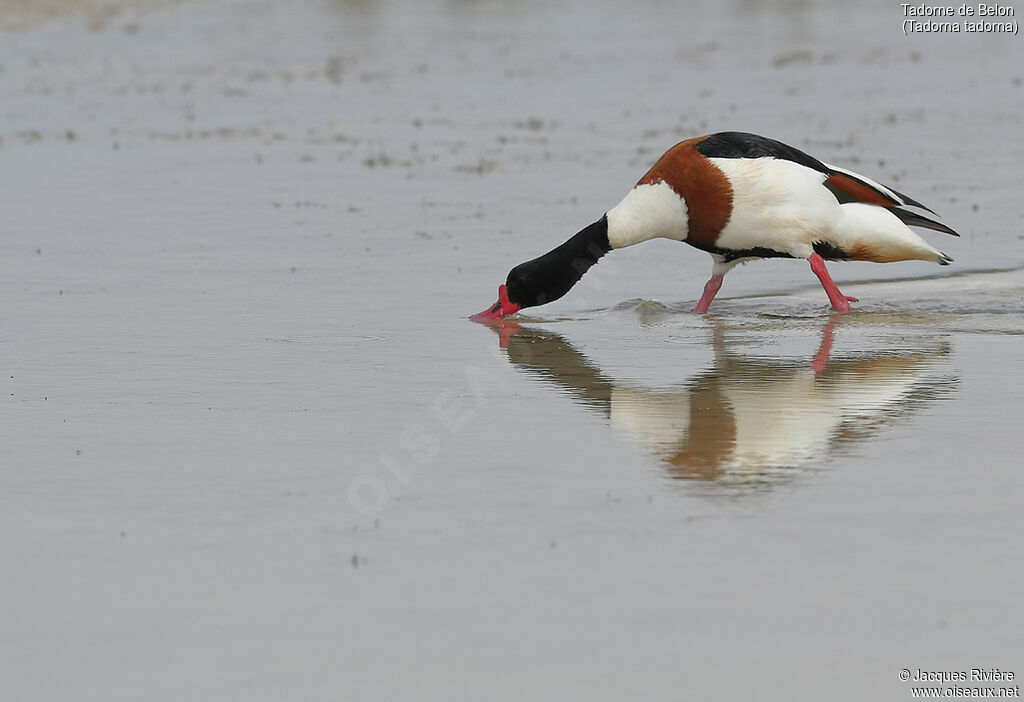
638 138 733 250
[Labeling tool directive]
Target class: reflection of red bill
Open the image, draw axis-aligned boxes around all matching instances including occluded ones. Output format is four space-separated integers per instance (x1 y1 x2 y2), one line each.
492 319 521 349
470 284 520 321
470 314 521 350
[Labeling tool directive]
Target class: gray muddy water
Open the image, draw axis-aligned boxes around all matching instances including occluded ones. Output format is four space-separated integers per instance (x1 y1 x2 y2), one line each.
2 1 1022 700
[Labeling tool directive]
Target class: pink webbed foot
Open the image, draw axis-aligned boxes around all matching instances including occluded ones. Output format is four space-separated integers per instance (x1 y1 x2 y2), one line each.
808 253 857 312
831 295 858 312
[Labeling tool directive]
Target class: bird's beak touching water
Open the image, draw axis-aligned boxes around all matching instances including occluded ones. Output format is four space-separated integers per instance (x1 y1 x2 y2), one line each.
471 284 521 321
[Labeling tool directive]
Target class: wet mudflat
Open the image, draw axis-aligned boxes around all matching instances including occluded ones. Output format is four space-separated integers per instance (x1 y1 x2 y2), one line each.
1 1 1022 700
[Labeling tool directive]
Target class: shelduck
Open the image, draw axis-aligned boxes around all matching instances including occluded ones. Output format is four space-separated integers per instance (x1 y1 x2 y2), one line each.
473 132 959 318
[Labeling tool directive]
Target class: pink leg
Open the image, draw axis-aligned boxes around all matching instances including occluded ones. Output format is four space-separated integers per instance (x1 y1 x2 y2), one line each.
808 253 857 312
694 274 724 314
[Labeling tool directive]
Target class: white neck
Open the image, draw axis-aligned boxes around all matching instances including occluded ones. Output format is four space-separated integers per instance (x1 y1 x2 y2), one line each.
605 181 690 249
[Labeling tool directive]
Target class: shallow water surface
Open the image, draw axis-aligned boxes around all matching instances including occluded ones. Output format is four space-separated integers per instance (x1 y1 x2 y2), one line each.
1 1 1022 700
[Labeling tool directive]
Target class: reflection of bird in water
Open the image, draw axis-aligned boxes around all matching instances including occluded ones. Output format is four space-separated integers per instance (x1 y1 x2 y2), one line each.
484 317 956 487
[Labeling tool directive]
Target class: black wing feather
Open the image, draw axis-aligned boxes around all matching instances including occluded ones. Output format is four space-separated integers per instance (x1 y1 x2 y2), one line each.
695 132 831 175
889 207 961 237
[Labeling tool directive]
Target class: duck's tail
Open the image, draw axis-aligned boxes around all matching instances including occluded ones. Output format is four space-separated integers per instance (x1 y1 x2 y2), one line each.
831 203 954 265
